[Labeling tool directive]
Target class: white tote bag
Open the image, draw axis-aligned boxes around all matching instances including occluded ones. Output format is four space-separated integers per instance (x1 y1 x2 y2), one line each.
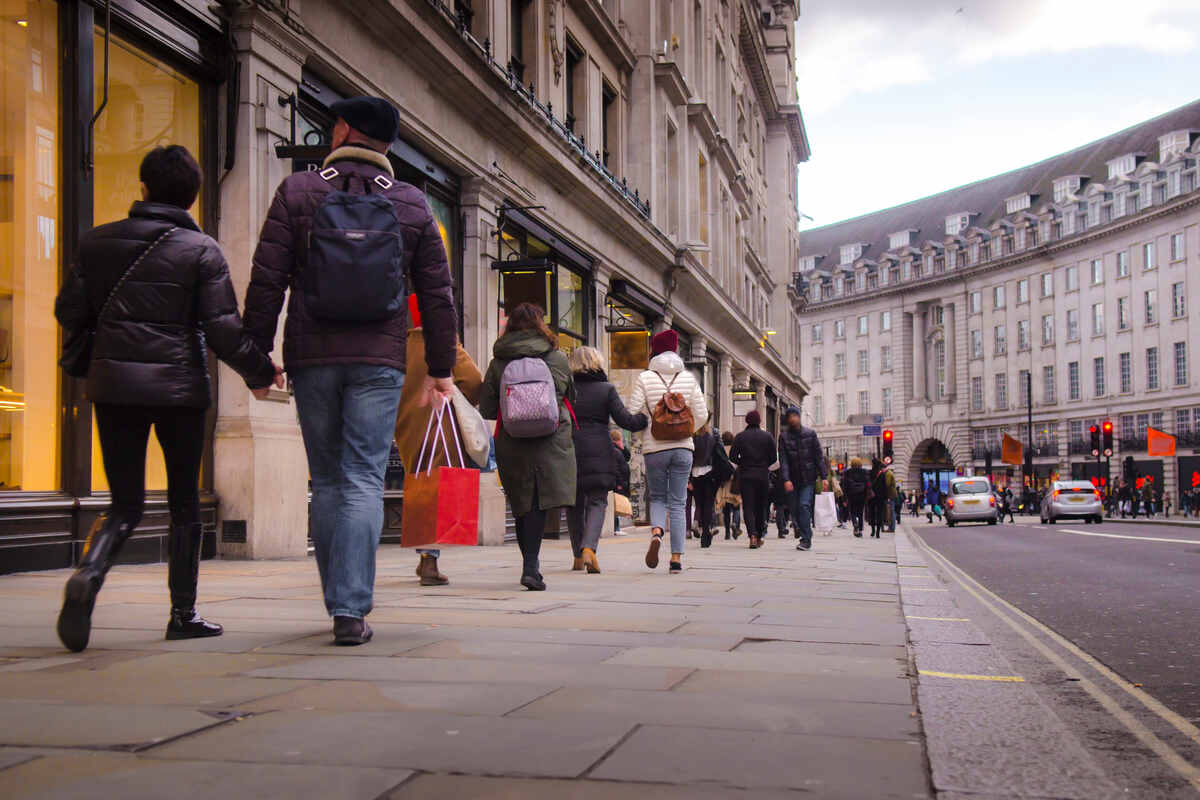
450 387 491 468
813 491 838 532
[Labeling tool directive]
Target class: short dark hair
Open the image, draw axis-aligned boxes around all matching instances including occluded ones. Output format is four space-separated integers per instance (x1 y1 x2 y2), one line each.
139 145 202 209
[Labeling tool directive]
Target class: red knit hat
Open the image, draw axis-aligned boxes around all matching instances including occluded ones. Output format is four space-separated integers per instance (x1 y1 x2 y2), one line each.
408 294 421 328
650 329 678 357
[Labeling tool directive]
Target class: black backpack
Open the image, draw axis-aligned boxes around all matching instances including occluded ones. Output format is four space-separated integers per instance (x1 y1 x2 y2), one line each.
843 468 868 496
304 166 406 322
710 439 734 486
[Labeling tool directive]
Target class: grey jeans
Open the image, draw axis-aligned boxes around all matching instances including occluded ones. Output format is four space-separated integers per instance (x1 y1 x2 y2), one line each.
567 488 608 556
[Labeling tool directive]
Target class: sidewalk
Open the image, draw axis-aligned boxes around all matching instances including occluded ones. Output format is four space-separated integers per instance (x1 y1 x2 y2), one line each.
0 529 930 799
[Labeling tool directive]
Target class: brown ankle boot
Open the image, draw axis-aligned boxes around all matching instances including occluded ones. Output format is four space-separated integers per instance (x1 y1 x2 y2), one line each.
572 556 584 571
416 554 449 586
582 547 600 574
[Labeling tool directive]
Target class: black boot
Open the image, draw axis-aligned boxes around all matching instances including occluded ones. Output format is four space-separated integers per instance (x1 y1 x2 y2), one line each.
164 520 222 640
58 515 136 652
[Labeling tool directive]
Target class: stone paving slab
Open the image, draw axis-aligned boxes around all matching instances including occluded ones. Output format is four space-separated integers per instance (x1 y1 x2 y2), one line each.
0 700 229 748
733 638 908 660
672 668 916 705
590 724 929 797
403 638 627 664
234 680 552 715
603 644 907 678
674 619 910 646
385 774 825 799
150 710 634 778
5 754 411 800
510 686 922 739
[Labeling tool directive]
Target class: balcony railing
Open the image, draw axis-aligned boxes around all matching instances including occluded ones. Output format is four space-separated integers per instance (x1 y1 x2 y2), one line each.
1119 437 1147 452
1068 439 1096 456
970 445 1001 460
1177 430 1200 448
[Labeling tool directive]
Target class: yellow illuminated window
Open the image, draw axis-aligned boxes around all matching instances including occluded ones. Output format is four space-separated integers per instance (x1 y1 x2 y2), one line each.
90 30 202 492
0 0 61 491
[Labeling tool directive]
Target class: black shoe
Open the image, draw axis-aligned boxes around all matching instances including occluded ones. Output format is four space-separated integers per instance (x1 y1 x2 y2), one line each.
332 615 373 645
57 571 101 653
724 530 731 540
669 561 682 574
520 573 547 591
56 516 136 653
165 609 224 640
700 531 713 548
796 541 811 551
778 532 787 539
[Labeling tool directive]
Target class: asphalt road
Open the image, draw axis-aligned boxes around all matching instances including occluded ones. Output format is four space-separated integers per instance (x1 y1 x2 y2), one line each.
914 515 1200 723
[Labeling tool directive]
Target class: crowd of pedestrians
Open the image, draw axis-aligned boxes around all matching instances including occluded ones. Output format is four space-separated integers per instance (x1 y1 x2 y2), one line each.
51 95 902 655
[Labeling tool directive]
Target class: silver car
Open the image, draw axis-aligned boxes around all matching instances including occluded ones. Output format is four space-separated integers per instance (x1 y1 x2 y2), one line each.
945 477 999 526
1040 480 1104 524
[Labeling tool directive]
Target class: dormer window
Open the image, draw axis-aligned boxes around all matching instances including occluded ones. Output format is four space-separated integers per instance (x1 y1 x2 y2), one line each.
944 213 972 236
1159 130 1194 161
1053 176 1083 203
888 229 917 250
1106 154 1139 180
839 243 865 265
1004 194 1031 214
798 254 822 273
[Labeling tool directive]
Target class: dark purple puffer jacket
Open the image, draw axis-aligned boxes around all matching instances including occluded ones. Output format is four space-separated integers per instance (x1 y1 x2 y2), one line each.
243 147 457 377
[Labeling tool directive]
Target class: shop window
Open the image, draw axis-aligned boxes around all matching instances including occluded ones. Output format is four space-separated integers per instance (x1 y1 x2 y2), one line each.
90 30 202 492
497 221 591 354
0 0 60 491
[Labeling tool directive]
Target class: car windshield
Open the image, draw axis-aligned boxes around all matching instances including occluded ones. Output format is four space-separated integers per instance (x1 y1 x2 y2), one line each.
952 480 990 495
1058 482 1095 492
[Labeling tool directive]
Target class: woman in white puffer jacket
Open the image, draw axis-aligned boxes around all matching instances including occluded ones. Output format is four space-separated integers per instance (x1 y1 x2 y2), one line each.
627 330 709 573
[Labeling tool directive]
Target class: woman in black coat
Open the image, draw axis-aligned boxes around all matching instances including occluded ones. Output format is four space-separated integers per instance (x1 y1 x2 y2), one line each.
566 347 647 573
53 146 281 652
729 410 777 549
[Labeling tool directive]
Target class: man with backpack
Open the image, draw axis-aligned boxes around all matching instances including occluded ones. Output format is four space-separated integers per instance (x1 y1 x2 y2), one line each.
244 96 457 646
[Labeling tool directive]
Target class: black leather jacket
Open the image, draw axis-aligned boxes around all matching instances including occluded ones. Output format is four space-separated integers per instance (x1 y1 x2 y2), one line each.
56 202 274 407
778 425 828 487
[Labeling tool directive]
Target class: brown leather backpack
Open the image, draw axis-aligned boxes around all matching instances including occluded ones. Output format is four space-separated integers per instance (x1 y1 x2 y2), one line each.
650 372 694 441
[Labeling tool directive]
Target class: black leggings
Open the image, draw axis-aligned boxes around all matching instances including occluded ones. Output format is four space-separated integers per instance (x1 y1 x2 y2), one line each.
515 488 547 577
740 477 770 538
692 475 717 533
94 404 207 525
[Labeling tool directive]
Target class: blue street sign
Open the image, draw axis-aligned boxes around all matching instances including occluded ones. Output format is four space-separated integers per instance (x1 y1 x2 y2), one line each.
862 425 882 437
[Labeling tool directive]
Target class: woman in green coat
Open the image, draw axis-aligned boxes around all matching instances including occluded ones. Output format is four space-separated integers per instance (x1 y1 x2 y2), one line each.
479 303 576 591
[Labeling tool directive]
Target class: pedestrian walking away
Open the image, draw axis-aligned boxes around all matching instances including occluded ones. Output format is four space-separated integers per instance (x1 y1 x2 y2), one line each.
716 431 743 540
868 458 894 538
777 406 829 551
565 346 647 574
611 429 632 535
925 481 943 523
54 145 283 652
393 294 483 587
771 463 791 539
243 96 458 646
627 330 709 573
479 303 576 591
841 458 870 537
691 425 725 548
730 410 777 549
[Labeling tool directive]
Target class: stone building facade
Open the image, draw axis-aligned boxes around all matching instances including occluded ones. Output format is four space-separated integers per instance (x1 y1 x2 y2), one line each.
792 101 1200 503
0 0 809 572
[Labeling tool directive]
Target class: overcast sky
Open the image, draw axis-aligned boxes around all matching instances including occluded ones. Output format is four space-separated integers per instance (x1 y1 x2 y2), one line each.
794 0 1200 230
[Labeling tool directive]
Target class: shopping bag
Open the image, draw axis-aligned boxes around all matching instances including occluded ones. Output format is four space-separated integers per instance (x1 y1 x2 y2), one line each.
813 491 837 532
402 404 480 547
613 493 633 518
451 386 492 468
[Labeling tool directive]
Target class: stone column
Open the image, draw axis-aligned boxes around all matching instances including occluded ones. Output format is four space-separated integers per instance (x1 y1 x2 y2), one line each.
718 353 734 435
460 176 503 367
213 8 311 559
913 307 927 403
944 303 956 402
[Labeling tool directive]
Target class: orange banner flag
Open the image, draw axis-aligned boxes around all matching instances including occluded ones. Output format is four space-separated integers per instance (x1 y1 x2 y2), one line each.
1147 427 1176 457
1001 433 1023 466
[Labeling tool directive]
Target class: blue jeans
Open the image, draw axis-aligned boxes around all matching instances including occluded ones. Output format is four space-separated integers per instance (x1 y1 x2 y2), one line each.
291 364 405 619
644 448 693 554
789 482 815 546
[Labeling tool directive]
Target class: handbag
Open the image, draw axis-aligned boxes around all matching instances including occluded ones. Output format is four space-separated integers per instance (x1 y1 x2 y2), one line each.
450 387 491 468
649 373 694 441
613 493 633 518
401 404 480 548
59 226 177 378
813 491 838 532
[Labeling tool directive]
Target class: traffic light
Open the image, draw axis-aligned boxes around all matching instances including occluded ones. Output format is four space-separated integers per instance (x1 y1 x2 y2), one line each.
1123 454 1135 482
882 429 894 464
1089 425 1100 457
1102 420 1114 457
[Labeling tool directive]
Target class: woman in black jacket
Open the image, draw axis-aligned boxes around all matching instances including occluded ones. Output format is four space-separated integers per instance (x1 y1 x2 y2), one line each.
566 347 647 573
53 146 282 652
729 410 777 549
841 458 870 537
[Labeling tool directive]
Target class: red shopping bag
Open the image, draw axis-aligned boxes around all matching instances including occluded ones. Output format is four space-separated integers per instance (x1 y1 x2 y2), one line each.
402 404 480 547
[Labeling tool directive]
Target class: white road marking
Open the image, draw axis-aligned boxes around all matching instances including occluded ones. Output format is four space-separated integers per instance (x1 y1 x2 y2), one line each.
1056 528 1200 545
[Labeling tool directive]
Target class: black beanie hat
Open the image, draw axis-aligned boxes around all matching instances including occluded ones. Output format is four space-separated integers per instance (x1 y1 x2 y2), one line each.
330 96 400 144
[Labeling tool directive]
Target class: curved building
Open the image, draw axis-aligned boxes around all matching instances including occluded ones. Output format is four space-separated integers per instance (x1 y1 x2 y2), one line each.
792 100 1200 502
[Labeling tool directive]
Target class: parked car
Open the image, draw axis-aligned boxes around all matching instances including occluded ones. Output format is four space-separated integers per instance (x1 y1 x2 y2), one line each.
1040 480 1104 525
945 477 999 526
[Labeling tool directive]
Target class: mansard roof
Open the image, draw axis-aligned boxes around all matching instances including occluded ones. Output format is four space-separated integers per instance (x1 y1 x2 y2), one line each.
798 98 1200 262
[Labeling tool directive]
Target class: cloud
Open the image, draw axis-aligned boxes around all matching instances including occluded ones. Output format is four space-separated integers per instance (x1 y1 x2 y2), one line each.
795 0 1200 113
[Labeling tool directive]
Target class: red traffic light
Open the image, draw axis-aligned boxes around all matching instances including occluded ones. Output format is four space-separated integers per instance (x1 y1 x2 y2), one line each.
882 429 894 441
1102 421 1113 432
1088 425 1098 435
